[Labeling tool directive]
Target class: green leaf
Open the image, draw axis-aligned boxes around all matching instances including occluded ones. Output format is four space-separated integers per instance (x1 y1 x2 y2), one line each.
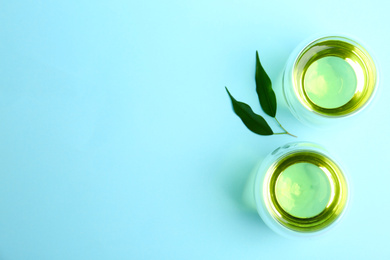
255 51 277 117
225 87 273 136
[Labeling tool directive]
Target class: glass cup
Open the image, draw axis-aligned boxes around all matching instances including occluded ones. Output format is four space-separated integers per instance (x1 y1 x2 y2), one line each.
283 35 378 126
253 142 349 238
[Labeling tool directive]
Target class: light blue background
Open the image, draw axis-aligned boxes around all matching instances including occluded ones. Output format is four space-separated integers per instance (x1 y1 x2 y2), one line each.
1 0 389 259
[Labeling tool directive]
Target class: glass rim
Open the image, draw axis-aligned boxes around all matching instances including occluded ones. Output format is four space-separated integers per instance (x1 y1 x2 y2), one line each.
254 142 350 237
291 34 379 119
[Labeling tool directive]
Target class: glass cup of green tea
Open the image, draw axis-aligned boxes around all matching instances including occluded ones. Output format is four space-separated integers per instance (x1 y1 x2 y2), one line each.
253 142 349 238
283 35 378 126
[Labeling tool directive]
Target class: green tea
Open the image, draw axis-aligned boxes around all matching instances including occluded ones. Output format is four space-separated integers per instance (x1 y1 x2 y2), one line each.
262 150 348 232
304 56 357 109
293 37 376 116
275 162 331 219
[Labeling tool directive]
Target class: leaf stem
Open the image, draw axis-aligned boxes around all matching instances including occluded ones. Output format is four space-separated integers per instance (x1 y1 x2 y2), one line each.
274 118 297 138
273 132 296 137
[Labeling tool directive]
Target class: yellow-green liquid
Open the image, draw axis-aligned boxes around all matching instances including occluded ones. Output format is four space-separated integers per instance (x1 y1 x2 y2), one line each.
263 150 348 232
275 162 331 219
304 56 357 109
294 37 376 116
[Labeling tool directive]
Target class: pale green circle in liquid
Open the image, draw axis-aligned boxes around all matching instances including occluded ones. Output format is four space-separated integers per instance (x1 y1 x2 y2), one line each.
303 56 357 109
275 162 331 218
